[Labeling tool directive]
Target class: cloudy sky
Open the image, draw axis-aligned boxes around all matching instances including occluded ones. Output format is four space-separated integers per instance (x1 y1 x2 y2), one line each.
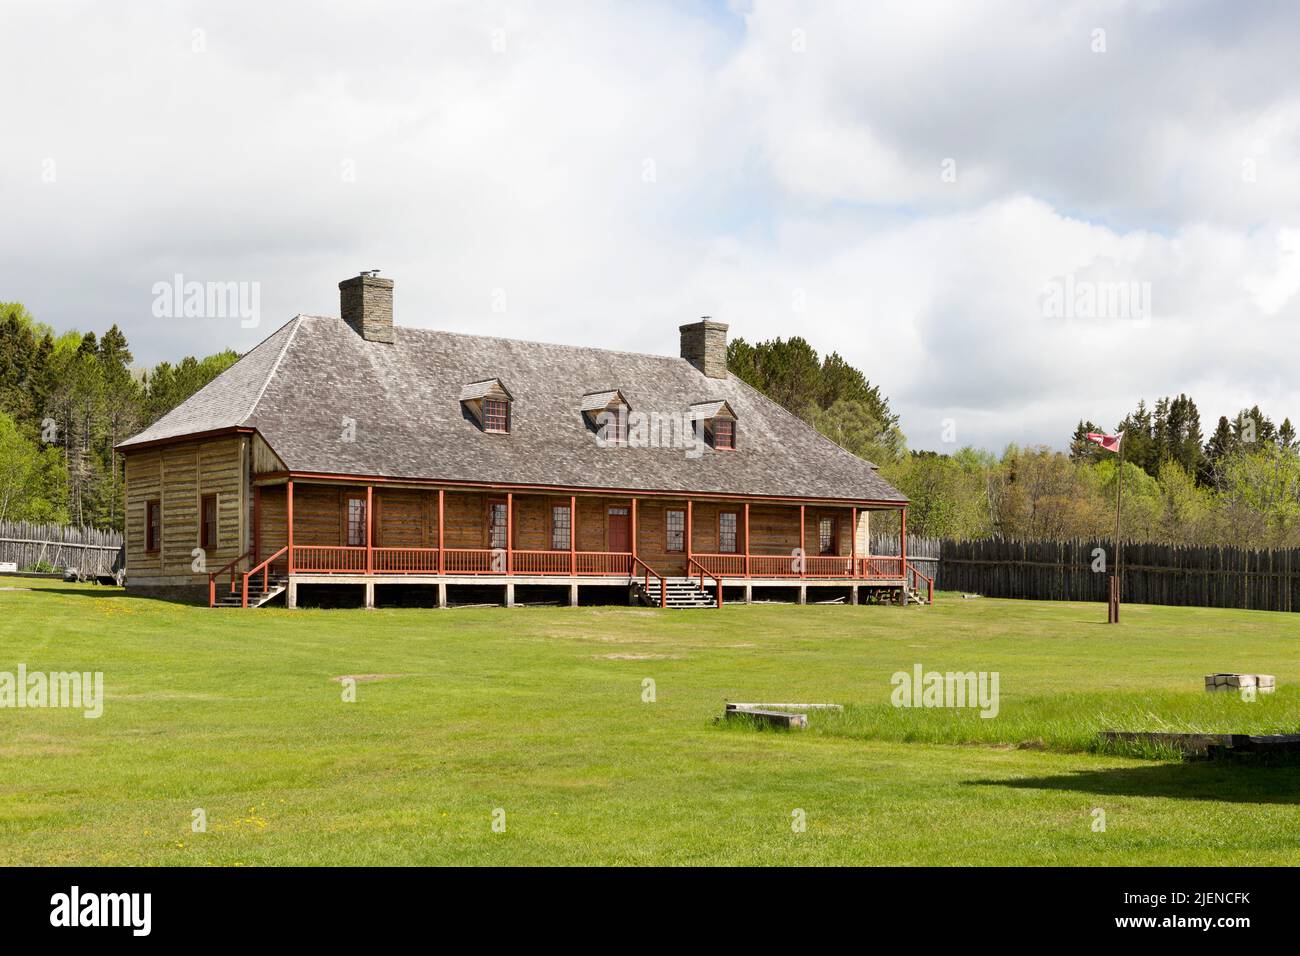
3 0 1299 452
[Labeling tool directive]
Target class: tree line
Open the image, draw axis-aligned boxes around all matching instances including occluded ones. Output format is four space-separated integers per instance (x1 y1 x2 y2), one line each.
0 303 238 529
5 307 1296 549
730 338 1300 548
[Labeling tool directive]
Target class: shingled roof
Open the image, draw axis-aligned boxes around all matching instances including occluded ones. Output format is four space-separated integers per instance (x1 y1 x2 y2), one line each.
120 315 906 504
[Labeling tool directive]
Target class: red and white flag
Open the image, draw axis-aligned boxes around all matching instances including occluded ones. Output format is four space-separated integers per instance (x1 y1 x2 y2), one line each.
1086 431 1123 454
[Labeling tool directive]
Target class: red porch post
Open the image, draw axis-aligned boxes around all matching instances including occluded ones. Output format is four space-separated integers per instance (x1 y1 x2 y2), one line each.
437 488 445 574
900 505 908 604
501 489 512 572
686 500 693 563
286 480 294 574
253 485 261 566
631 498 638 564
900 505 907 572
743 501 750 577
851 506 857 578
799 504 805 578
569 494 576 575
506 492 513 574
366 485 373 575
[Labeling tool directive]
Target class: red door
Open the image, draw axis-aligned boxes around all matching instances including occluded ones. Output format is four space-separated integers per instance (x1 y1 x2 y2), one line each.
607 507 630 552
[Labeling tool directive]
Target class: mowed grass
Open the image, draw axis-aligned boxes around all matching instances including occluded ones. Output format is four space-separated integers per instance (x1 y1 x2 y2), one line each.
3 577 1300 865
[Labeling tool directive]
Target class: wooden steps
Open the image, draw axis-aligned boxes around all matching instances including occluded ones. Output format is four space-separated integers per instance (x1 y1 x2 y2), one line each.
638 577 717 608
212 577 288 608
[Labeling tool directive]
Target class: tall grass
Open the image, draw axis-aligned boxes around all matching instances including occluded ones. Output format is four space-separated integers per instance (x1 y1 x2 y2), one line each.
804 687 1300 758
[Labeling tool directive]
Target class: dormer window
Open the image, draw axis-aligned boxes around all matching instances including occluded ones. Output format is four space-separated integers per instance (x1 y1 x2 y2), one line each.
581 390 631 445
483 398 509 433
461 379 513 434
690 400 738 451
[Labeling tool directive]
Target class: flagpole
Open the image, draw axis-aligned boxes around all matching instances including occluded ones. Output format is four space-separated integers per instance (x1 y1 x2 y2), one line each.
1111 435 1124 624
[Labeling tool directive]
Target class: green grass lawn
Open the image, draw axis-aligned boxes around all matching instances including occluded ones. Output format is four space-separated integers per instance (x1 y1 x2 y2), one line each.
3 577 1300 866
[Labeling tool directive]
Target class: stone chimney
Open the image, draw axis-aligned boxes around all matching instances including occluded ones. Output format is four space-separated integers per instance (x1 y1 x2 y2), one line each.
679 317 728 379
339 271 395 344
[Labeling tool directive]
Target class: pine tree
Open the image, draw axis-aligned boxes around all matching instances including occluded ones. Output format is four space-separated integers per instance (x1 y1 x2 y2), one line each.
1279 418 1297 451
1069 420 1100 462
1203 415 1236 487
1117 400 1156 475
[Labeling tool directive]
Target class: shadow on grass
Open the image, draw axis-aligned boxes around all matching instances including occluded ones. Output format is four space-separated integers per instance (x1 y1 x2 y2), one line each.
11 587 211 607
969 760 1300 805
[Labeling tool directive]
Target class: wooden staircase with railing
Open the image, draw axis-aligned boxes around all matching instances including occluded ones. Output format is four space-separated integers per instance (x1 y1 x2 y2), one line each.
904 561 934 605
212 573 288 608
208 547 289 608
636 576 718 608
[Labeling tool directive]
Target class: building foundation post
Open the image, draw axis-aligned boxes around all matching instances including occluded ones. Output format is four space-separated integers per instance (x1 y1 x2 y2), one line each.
504 583 515 608
286 579 298 609
364 581 375 609
569 583 579 607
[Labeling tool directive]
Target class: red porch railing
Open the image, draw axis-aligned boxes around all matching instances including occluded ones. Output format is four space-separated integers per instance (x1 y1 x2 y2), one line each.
287 546 636 576
240 546 288 607
686 557 724 608
803 555 856 577
692 552 905 579
632 555 667 608
859 556 904 579
208 550 251 607
294 546 366 573
278 546 911 587
443 548 503 574
906 561 935 605
747 554 802 577
575 552 633 576
513 550 575 575
692 554 746 576
373 548 441 573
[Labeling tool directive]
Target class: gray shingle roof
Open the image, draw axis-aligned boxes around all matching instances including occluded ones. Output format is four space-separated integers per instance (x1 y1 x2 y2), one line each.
120 315 906 504
118 316 302 446
689 400 734 420
579 389 625 412
459 379 511 402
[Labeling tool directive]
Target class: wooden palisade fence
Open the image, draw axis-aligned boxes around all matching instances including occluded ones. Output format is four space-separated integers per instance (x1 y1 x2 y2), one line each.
869 533 941 581
934 537 1300 613
0 521 124 576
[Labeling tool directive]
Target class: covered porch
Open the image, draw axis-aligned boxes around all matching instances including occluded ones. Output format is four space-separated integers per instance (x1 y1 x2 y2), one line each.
210 477 930 608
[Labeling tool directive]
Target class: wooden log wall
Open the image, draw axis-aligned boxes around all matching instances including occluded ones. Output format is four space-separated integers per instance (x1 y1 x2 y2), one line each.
933 537 1300 612
0 521 124 574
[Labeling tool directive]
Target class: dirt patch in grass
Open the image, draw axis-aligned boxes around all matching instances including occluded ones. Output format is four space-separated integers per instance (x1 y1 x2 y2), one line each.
594 653 683 661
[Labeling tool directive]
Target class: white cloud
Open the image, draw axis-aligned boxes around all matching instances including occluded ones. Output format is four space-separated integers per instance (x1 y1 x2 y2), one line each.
2 0 1299 452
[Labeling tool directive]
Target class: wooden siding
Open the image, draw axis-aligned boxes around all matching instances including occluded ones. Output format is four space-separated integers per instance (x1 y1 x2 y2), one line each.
258 484 287 558
251 433 286 474
124 435 247 583
249 482 873 574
